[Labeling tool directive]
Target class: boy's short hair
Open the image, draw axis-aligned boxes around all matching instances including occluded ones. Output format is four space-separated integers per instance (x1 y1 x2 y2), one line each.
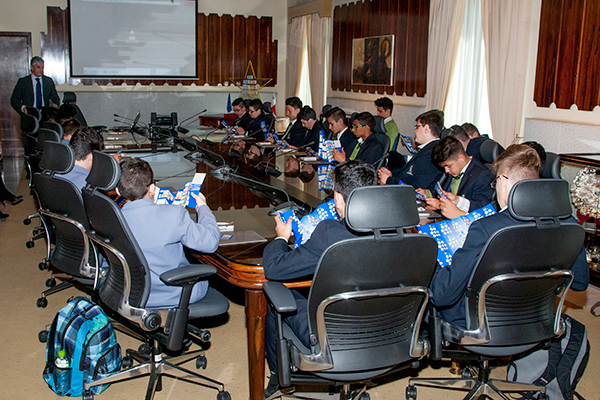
69 127 103 161
417 109 444 137
374 97 393 111
299 106 317 121
493 144 540 182
326 107 347 126
431 136 468 167
285 97 302 110
462 122 480 138
354 111 376 132
61 117 81 138
448 124 470 143
118 158 154 201
333 160 377 201
232 97 246 109
249 98 263 111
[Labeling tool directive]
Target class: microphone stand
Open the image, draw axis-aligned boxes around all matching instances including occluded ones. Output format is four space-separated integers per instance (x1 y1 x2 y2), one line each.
176 109 208 134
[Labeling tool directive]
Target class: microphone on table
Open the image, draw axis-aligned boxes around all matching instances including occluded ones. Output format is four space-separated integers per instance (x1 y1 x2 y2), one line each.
176 109 208 133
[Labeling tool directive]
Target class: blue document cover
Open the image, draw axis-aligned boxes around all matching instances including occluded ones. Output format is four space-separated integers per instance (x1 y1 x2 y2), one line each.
154 173 205 209
279 199 341 247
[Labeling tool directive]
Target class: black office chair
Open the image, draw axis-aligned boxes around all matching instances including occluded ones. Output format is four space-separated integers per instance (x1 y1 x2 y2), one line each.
63 91 88 126
407 179 585 400
43 121 64 139
263 102 275 132
264 185 438 400
25 107 41 120
80 151 231 400
372 116 390 169
479 139 504 166
541 152 561 179
32 141 98 308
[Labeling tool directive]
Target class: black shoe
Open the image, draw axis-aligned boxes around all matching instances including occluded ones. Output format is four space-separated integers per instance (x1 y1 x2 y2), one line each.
264 373 281 399
0 211 9 219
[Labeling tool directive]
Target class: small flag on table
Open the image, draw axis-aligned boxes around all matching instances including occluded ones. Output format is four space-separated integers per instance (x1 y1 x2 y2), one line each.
227 93 232 112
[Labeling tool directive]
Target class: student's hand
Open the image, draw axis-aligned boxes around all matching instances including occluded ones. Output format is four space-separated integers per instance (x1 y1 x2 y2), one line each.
443 191 460 205
192 192 207 209
274 214 293 241
415 188 428 198
378 167 391 184
235 126 245 134
439 197 466 219
333 148 346 163
265 133 275 142
425 198 440 210
112 153 123 163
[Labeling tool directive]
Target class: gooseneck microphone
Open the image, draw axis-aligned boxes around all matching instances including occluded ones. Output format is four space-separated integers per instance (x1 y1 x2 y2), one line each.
177 109 208 133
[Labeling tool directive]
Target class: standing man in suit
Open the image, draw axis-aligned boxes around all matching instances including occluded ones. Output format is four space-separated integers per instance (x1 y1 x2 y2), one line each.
10 56 60 115
326 107 357 156
378 109 444 191
374 97 399 151
426 136 495 219
262 160 377 397
116 158 220 308
430 144 589 327
333 112 385 166
280 97 305 142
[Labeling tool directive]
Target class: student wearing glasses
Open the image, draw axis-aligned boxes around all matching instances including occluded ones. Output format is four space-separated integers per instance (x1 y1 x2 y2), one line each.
378 109 444 191
232 98 252 133
332 111 384 166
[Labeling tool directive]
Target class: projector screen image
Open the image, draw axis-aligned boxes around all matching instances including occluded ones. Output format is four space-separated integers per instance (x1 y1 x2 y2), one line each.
69 0 197 78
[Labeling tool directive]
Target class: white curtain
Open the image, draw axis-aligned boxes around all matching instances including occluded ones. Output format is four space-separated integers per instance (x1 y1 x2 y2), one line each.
426 0 466 111
444 0 492 137
481 0 532 147
307 13 329 116
287 16 307 99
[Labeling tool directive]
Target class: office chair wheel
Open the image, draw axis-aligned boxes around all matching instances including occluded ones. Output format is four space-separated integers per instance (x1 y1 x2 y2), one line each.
32 229 40 235
358 392 370 400
462 367 473 378
36 297 48 308
23 218 31 225
45 277 56 288
26 240 35 248
538 393 549 400
39 261 48 270
405 385 417 400
38 330 48 343
121 355 133 369
82 389 94 400
138 343 152 356
217 390 231 400
196 354 207 369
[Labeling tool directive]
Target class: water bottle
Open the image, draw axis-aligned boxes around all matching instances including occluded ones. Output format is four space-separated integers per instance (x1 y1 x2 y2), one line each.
54 350 71 395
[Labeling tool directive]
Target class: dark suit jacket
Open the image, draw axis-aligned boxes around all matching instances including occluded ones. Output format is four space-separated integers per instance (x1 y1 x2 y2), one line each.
354 132 384 166
430 210 590 327
466 136 488 162
233 111 252 131
286 120 323 152
10 75 60 114
441 159 495 211
245 113 267 141
387 140 443 191
282 119 305 143
337 127 358 156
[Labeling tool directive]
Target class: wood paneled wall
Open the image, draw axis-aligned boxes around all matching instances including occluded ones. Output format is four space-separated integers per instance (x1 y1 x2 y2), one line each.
331 0 429 97
41 7 277 87
534 0 600 111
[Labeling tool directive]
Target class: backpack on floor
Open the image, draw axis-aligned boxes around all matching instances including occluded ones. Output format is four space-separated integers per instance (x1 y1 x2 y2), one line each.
507 314 590 400
43 296 122 396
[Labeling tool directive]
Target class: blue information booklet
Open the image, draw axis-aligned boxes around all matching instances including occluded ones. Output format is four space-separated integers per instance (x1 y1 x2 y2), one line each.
154 173 206 209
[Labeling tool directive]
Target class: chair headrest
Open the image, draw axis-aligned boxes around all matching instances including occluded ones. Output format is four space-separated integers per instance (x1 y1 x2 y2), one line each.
262 102 272 114
43 121 64 136
508 179 572 220
345 185 419 232
86 150 120 191
479 139 503 163
34 128 61 153
39 141 74 174
22 114 39 133
63 91 76 104
373 115 387 134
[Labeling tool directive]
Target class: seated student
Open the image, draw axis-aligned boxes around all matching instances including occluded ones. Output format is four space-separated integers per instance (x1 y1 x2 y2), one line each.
463 122 488 162
244 98 267 141
379 109 444 191
262 160 377 396
523 140 547 177
447 124 470 150
426 136 495 219
116 158 220 308
232 97 252 133
60 127 104 190
60 117 81 144
326 107 357 156
332 112 385 166
280 97 305 142
374 96 399 151
289 106 322 152
429 144 589 327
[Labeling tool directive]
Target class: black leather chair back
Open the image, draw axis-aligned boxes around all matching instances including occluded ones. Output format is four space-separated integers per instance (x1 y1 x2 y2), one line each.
43 121 64 137
306 186 437 376
82 151 151 310
464 180 584 349
34 128 60 153
542 152 561 179
479 139 504 164
33 142 94 278
25 107 41 120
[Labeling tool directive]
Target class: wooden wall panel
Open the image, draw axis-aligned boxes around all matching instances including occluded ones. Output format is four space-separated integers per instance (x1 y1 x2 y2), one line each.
331 0 429 97
534 0 600 111
42 7 277 87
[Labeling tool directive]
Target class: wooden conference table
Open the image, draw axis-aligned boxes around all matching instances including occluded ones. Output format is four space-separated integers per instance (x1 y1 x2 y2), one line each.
185 140 326 400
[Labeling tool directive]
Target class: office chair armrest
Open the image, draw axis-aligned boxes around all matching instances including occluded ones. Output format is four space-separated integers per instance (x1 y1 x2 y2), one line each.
160 264 217 287
263 282 297 313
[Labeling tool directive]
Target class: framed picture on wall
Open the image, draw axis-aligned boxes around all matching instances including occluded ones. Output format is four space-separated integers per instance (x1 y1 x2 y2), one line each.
351 35 394 86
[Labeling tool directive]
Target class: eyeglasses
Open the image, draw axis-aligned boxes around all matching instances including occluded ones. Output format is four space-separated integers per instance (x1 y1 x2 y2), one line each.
352 123 364 130
146 179 157 187
414 123 423 129
233 107 243 112
490 174 508 189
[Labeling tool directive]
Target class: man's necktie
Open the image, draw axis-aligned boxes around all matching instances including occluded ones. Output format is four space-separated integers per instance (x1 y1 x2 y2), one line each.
281 122 293 140
35 78 43 109
349 141 361 160
450 172 464 194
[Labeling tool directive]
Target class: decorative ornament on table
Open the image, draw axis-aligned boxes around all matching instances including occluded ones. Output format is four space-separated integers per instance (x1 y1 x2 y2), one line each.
571 166 600 218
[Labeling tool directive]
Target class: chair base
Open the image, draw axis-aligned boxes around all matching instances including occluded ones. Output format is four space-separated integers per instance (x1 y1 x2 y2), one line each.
407 360 546 400
267 383 369 400
83 340 228 400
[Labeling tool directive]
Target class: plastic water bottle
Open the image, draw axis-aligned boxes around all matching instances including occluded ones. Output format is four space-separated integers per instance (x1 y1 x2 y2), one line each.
54 350 71 395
